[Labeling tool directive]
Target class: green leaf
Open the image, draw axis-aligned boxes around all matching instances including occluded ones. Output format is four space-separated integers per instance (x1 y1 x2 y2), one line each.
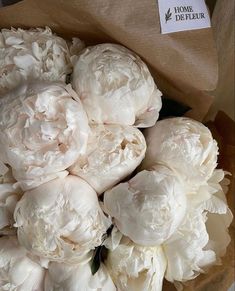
91 246 103 275
90 225 113 275
90 245 109 275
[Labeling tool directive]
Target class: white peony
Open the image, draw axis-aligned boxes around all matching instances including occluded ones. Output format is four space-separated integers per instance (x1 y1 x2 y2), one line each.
0 236 45 291
14 175 111 264
45 261 116 291
72 43 162 127
164 207 216 282
164 169 232 283
200 169 233 260
106 235 166 291
0 82 90 190
104 165 187 246
70 124 146 194
0 27 84 95
142 117 218 192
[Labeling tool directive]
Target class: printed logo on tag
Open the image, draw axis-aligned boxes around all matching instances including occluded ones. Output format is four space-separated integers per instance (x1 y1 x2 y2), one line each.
158 0 211 34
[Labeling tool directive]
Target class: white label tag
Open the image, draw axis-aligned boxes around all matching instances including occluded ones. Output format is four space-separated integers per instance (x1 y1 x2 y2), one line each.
158 0 211 34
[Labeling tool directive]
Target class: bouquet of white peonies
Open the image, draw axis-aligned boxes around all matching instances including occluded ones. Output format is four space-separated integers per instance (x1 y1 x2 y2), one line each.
0 28 232 291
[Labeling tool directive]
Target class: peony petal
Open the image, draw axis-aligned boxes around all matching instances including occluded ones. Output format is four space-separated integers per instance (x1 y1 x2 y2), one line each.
104 226 123 251
206 209 233 258
134 86 162 127
5 36 24 45
201 195 228 214
164 208 216 282
106 235 166 291
13 54 38 71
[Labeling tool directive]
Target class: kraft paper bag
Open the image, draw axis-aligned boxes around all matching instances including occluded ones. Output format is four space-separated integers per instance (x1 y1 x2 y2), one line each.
0 1 233 290
0 0 218 121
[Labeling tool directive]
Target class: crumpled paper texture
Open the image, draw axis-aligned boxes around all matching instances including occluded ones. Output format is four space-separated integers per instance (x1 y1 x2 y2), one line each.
0 0 218 120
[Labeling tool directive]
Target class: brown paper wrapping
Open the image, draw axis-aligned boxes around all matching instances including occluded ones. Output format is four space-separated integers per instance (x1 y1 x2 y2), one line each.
205 0 235 121
0 1 233 290
0 0 218 121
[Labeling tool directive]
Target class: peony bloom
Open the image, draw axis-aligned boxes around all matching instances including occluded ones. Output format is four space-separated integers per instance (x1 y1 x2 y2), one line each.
0 236 45 291
70 124 146 194
0 82 90 190
72 43 162 127
164 207 216 282
45 261 116 291
199 169 233 260
106 235 166 291
142 117 218 192
104 165 187 246
0 27 84 95
14 175 111 264
164 169 232 283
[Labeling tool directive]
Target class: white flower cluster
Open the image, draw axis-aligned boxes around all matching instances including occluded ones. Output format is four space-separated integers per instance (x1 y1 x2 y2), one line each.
103 117 232 290
0 27 84 95
0 28 232 291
